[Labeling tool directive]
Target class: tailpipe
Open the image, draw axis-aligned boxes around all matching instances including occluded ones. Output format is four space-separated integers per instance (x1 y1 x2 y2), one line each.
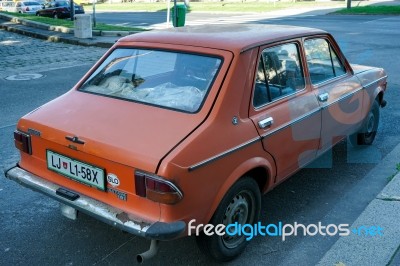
136 240 159 264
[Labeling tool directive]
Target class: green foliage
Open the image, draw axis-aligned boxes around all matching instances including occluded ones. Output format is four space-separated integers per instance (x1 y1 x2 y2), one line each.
89 1 344 13
335 6 400 15
0 11 146 31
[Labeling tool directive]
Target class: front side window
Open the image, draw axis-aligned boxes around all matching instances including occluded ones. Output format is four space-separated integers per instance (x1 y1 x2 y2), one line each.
253 42 305 108
79 49 222 113
304 38 346 84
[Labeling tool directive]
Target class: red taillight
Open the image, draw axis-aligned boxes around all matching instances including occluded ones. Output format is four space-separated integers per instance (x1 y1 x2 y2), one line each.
135 171 183 205
14 130 32 155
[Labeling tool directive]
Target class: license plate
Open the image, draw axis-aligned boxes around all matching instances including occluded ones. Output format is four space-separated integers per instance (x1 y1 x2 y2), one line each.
47 150 105 191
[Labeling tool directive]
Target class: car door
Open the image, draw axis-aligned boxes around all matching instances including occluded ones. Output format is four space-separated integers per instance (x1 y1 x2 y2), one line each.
249 40 322 183
303 36 364 155
43 2 54 16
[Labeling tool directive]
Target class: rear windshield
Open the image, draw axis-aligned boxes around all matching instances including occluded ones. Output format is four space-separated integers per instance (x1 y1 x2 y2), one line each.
79 48 222 113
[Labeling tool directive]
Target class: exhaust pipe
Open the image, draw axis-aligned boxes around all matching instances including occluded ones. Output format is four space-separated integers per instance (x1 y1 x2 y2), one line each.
136 240 159 264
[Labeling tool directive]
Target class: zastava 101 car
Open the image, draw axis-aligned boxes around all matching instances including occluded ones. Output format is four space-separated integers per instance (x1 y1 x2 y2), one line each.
6 24 387 262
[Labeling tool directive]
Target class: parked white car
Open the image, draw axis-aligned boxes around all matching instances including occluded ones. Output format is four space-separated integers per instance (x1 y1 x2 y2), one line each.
15 1 43 14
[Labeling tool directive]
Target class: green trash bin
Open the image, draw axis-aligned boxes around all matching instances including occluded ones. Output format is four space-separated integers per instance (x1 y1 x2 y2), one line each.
171 4 186 27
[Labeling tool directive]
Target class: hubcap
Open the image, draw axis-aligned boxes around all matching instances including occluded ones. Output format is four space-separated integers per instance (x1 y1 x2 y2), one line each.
221 191 255 249
366 112 375 137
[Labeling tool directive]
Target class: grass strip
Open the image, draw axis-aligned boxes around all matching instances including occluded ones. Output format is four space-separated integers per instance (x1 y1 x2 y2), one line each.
1 11 146 31
334 5 400 15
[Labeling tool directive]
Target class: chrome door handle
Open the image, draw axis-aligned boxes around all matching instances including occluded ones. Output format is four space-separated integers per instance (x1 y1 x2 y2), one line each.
318 93 329 102
258 117 274 129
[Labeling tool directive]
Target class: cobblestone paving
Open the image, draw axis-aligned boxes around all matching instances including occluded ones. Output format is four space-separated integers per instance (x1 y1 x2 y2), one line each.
0 29 107 78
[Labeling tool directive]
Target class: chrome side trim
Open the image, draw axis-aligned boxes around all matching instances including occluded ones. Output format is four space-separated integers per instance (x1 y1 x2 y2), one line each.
320 75 387 110
261 107 321 138
188 136 261 171
321 86 364 110
363 75 387 89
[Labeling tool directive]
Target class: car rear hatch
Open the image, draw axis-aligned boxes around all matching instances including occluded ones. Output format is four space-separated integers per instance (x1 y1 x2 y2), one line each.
15 46 233 221
16 90 208 220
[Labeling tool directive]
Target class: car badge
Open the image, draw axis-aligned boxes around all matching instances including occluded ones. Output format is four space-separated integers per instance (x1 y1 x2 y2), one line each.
107 173 120 187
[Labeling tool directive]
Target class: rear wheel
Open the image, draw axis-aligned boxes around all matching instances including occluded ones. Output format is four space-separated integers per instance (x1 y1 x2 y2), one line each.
196 177 261 262
350 99 380 146
53 13 59 19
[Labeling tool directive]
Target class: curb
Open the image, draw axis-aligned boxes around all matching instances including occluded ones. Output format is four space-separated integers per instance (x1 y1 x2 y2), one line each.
0 22 113 48
317 143 400 266
0 12 142 37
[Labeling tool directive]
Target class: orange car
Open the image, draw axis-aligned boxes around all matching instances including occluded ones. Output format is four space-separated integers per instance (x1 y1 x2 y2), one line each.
6 24 387 262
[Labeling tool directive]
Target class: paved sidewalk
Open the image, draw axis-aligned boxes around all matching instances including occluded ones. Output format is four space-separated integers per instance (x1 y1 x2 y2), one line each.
318 143 400 266
0 18 118 48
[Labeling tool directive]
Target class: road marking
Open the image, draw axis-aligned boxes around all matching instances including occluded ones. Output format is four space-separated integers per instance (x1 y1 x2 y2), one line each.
5 73 44 81
0 123 17 130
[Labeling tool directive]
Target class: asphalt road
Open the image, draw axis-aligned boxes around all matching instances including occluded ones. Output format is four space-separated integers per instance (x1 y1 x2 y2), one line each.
1 14 400 265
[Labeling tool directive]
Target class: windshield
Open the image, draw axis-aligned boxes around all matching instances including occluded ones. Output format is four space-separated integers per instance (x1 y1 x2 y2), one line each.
25 2 41 5
79 49 222 113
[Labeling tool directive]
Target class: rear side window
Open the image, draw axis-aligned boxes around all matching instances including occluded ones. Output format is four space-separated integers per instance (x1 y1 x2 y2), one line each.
253 42 305 108
80 49 222 113
304 38 346 84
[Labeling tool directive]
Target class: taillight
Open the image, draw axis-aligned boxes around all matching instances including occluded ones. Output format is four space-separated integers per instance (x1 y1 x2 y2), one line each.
14 130 32 155
135 171 183 205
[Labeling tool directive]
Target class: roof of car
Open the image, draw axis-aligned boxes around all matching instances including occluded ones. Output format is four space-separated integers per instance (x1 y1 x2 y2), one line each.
119 24 327 53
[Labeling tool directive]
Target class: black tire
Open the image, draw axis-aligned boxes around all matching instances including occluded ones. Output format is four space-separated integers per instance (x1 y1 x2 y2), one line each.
196 177 261 262
53 13 58 19
350 99 380 146
36 12 40 16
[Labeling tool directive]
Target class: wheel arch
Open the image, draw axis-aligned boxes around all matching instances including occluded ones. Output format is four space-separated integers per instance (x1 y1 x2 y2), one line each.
203 157 275 224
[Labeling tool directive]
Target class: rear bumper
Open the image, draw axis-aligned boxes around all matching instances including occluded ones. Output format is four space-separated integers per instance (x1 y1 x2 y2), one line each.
5 166 186 240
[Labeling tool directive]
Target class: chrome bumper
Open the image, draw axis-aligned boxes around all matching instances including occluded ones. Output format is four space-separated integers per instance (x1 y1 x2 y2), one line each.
5 166 185 240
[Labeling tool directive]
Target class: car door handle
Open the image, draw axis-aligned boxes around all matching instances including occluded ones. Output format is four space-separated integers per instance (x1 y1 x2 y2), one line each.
258 117 274 129
318 93 329 102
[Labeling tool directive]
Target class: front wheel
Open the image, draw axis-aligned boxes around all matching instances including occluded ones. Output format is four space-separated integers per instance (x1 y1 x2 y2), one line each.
196 177 261 262
350 99 380 146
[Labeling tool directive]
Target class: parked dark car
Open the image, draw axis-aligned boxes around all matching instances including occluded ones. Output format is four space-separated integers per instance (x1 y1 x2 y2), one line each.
36 1 84 19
